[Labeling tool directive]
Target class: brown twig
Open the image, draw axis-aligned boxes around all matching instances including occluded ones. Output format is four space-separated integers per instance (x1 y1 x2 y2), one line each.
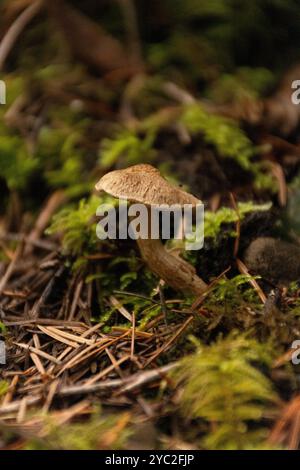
0 1 42 71
236 258 267 303
25 190 66 255
0 240 24 296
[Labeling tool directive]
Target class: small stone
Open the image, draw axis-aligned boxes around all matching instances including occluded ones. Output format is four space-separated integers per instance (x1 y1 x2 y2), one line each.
243 237 300 286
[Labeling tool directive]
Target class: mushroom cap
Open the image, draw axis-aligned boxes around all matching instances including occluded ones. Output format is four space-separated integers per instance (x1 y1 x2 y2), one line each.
95 164 201 206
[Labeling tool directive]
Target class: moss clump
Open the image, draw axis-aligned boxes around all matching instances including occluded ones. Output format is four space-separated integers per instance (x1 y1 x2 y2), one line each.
204 201 272 240
100 129 156 168
26 409 132 450
47 195 100 257
173 332 278 449
0 381 8 397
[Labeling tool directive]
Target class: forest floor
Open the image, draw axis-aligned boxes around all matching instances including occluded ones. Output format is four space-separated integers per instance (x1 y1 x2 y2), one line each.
1 0 300 450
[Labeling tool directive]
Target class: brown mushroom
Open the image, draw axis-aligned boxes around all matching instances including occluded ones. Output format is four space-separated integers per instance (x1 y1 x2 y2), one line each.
95 164 207 296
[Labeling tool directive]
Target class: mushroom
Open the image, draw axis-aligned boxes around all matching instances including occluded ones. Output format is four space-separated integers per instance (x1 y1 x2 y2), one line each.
95 164 207 295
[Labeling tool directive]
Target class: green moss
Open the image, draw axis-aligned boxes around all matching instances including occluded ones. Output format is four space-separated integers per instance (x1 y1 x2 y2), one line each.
36 116 93 198
206 274 261 306
207 67 274 104
47 195 102 257
99 129 156 168
173 332 278 449
0 134 39 190
204 201 272 239
181 103 277 191
182 104 255 170
26 409 132 450
0 381 8 397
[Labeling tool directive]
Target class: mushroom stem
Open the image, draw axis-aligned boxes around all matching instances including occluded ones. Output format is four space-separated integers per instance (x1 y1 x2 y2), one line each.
137 238 207 296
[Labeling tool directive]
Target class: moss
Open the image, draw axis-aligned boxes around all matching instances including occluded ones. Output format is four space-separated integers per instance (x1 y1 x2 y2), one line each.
0 137 38 190
181 103 276 191
207 67 275 104
173 332 278 449
182 104 256 170
204 201 272 240
0 381 8 397
99 129 156 168
26 409 132 450
46 195 102 257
